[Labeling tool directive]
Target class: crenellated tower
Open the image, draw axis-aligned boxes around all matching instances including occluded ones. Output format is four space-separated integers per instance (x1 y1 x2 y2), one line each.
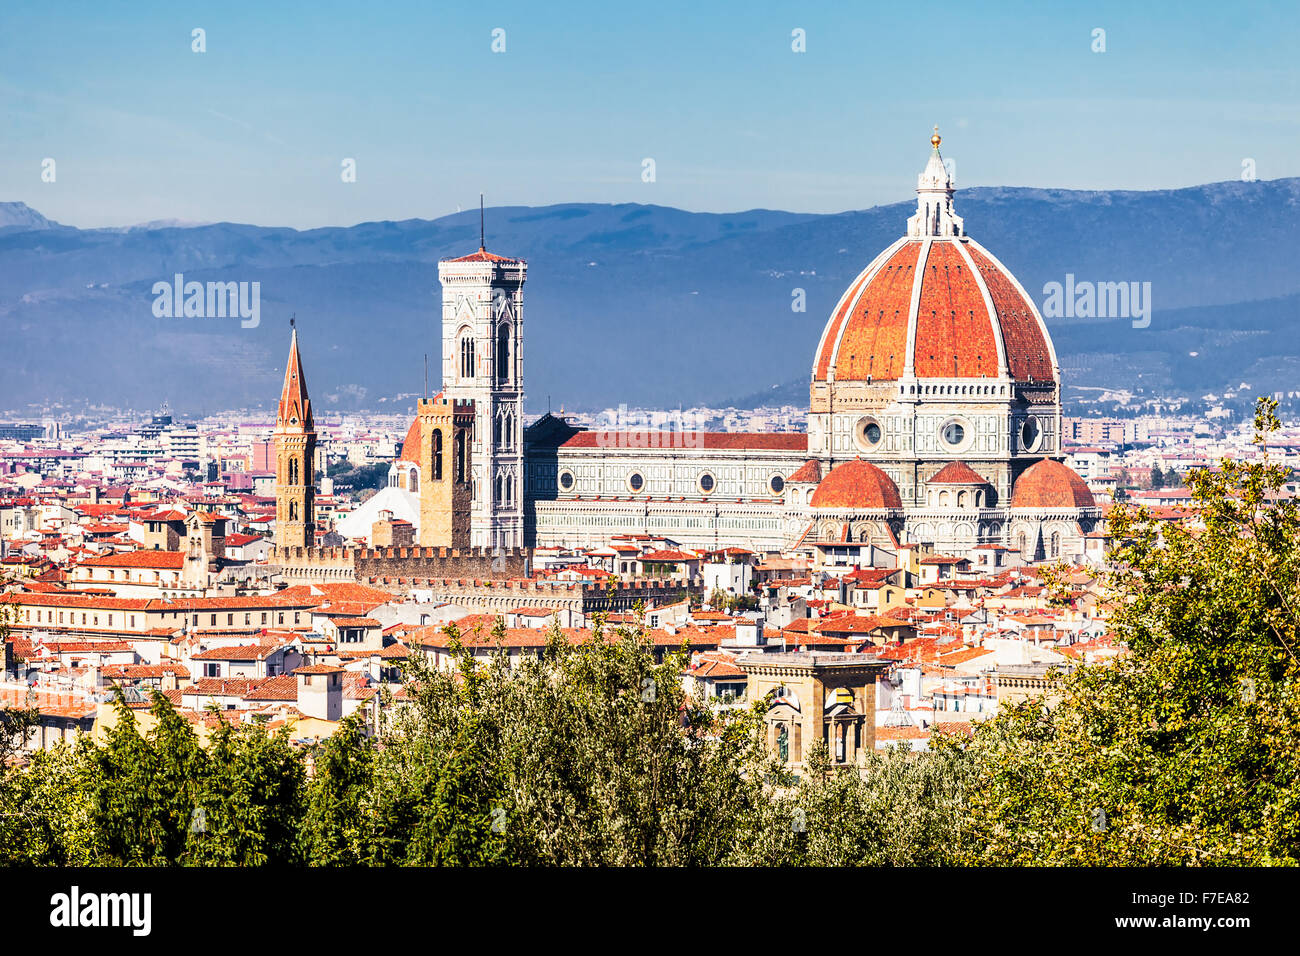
274 324 316 550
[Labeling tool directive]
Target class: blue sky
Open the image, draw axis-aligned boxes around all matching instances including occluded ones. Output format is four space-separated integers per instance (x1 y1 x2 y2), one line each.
2 0 1298 228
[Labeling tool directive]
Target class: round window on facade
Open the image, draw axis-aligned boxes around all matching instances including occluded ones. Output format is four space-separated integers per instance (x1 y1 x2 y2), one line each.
854 416 883 452
940 418 968 449
698 472 715 494
1020 417 1041 452
558 470 575 491
627 472 645 493
769 475 785 495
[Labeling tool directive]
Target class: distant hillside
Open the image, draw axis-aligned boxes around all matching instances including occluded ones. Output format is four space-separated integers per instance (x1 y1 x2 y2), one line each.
2 178 1298 415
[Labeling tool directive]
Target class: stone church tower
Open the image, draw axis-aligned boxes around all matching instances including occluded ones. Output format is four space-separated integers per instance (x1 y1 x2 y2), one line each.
274 324 316 550
437 226 527 550
414 394 475 548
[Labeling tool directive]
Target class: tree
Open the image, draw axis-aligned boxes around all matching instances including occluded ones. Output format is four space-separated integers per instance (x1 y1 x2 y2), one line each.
729 740 972 866
956 398 1300 865
298 714 377 865
369 617 768 865
89 692 306 866
1149 463 1165 488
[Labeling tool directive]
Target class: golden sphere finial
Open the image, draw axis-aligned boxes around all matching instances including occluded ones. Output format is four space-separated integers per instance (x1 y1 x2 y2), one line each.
931 126 941 149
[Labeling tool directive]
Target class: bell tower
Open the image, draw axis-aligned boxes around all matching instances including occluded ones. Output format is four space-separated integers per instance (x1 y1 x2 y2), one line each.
274 322 316 550
436 204 526 550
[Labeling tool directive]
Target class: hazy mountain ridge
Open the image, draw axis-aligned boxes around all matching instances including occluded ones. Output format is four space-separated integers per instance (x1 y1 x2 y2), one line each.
1 178 1297 415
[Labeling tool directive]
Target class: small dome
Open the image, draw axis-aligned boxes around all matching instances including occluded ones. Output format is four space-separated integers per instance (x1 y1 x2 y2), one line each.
787 459 823 483
810 459 903 510
1011 459 1095 509
928 461 988 485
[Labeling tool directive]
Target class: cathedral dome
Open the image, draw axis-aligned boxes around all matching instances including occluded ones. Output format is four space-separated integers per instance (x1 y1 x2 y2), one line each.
812 134 1056 386
810 459 903 510
1010 459 1095 509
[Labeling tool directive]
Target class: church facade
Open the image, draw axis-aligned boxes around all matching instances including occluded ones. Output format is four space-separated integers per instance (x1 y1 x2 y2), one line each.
314 133 1100 565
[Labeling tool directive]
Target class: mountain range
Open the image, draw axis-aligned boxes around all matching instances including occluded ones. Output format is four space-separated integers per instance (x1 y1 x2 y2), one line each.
2 177 1298 417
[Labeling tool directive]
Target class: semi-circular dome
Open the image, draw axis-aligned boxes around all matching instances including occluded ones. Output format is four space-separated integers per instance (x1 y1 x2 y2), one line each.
812 135 1057 386
810 459 903 510
1011 459 1095 509
928 461 988 485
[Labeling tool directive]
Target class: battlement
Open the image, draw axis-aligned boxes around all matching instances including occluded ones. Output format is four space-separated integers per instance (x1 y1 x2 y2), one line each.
418 396 476 414
271 543 531 587
354 576 677 592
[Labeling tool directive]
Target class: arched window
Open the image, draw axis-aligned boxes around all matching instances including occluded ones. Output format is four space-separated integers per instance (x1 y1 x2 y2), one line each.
459 333 475 379
288 458 299 485
1050 531 1062 557
409 468 418 493
455 432 466 482
1017 531 1028 555
289 501 298 521
496 324 511 382
493 415 501 447
432 428 444 481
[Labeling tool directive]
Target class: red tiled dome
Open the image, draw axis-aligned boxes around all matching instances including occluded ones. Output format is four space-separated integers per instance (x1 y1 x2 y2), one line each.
812 237 1056 385
810 459 903 510
787 459 823 483
929 461 988 485
1011 459 1095 509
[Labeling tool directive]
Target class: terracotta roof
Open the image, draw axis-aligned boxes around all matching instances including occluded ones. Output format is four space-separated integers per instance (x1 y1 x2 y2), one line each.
192 643 284 661
294 664 344 675
1011 459 1096 509
78 550 186 570
183 678 264 697
640 549 699 562
966 245 1055 382
242 674 299 701
928 461 988 485
441 246 522 264
787 459 822 483
810 459 903 510
814 235 1055 384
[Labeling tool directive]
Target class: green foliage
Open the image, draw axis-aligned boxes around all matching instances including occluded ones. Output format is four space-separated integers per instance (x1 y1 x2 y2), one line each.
0 740 102 866
371 619 766 865
958 398 1300 865
730 741 973 866
298 715 376 865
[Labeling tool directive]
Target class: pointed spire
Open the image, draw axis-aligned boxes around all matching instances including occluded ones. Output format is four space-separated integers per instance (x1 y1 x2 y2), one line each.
479 194 485 252
906 126 964 238
277 322 313 429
